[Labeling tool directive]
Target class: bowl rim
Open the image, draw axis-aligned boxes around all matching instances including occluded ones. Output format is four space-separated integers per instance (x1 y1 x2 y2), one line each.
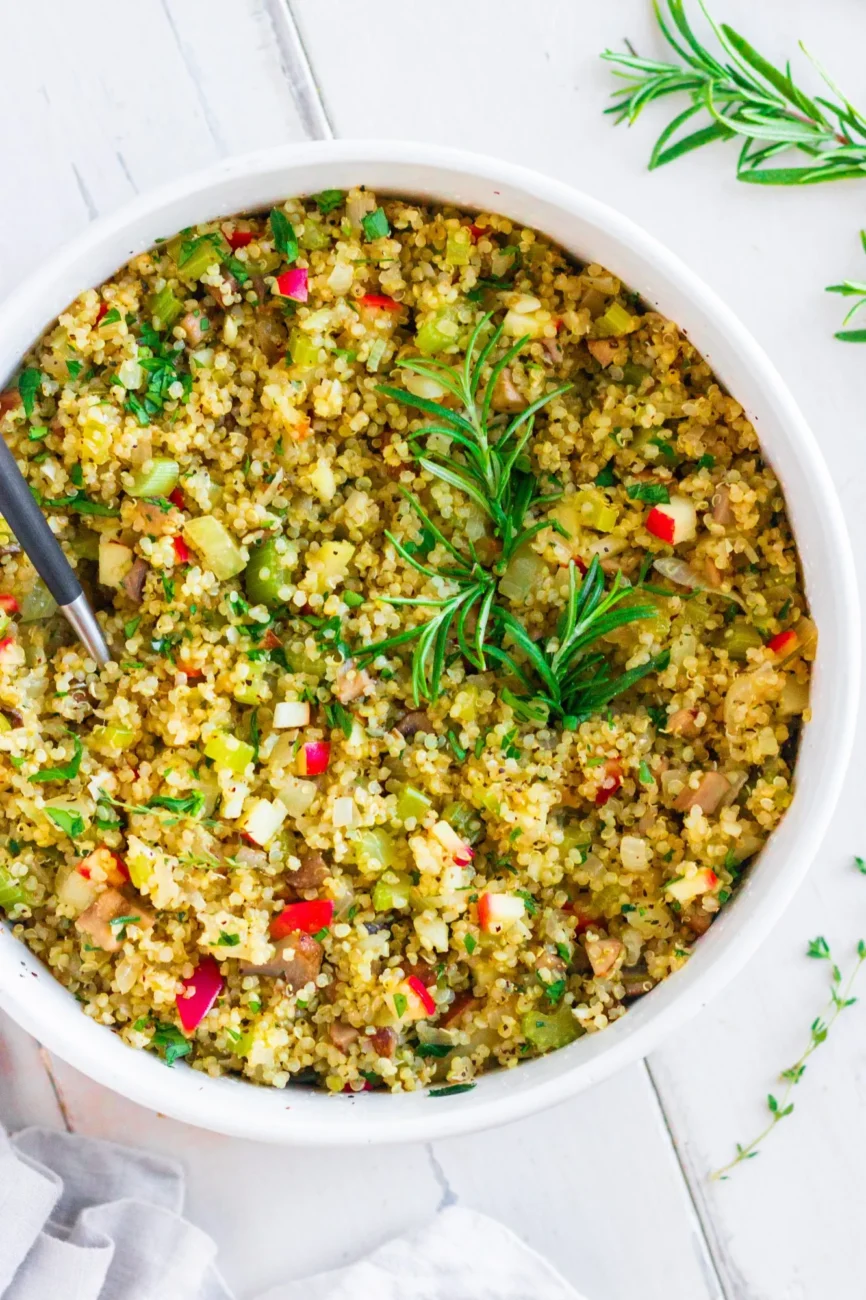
0 138 859 1145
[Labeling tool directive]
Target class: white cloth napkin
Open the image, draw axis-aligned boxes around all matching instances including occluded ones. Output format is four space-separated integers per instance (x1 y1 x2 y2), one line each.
0 1122 586 1300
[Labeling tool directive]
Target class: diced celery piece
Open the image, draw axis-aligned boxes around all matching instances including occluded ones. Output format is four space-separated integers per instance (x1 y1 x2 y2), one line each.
354 828 397 872
0 613 9 640
89 724 138 755
20 580 58 623
176 235 226 281
228 1028 254 1057
128 458 180 499
715 619 763 663
442 801 484 846
289 329 320 368
0 866 28 912
244 538 294 608
372 870 413 912
595 302 636 337
521 1006 581 1053
70 531 100 561
183 516 246 580
396 784 433 824
558 823 592 862
445 229 472 266
204 732 255 774
233 662 268 705
415 307 460 355
149 285 184 329
245 251 281 276
0 714 10 734
299 221 331 251
573 488 618 533
366 339 387 373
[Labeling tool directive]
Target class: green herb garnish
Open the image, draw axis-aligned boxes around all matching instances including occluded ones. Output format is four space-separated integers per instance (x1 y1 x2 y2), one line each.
46 808 84 838
151 1021 192 1067
312 189 345 215
270 208 298 264
29 734 83 784
217 931 240 946
18 368 44 418
627 482 670 505
417 1042 452 1058
429 1083 475 1097
361 207 390 240
325 700 354 740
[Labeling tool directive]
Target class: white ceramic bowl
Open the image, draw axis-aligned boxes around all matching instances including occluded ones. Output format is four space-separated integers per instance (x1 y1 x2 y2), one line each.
0 141 858 1145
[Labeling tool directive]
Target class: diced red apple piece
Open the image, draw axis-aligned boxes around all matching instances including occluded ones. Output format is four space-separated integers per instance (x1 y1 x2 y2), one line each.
176 956 224 1033
646 496 697 545
271 898 334 939
666 868 719 903
767 629 799 657
477 892 525 934
430 819 473 865
297 741 330 776
242 797 287 846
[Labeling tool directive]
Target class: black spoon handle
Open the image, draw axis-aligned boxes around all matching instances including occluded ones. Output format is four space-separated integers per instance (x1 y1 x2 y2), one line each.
0 436 81 606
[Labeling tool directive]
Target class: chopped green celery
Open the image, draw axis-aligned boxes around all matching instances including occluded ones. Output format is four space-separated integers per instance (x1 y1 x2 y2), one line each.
558 823 592 861
595 302 636 337
521 1005 581 1052
227 1028 254 1057
69 532 100 561
0 865 28 912
0 715 10 734
442 800 484 846
176 235 226 281
415 306 460 355
0 613 9 640
715 619 763 662
498 544 546 602
366 339 387 373
204 732 255 774
445 229 472 266
233 662 268 705
299 221 331 251
630 426 683 467
621 362 651 387
245 538 295 608
289 329 320 368
183 517 246 580
552 488 619 536
149 285 184 329
283 646 324 677
20 580 58 623
128 458 180 499
89 724 138 754
354 827 397 872
396 784 432 823
372 870 413 912
245 251 281 276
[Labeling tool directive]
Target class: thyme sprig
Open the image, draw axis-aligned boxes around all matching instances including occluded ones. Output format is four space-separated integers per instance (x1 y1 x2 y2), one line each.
713 894 866 1180
602 0 866 339
489 556 668 727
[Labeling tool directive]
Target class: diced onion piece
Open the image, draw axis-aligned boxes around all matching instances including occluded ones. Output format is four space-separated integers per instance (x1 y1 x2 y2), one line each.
176 957 224 1033
220 779 249 820
646 496 697 545
666 868 719 903
242 797 287 846
276 268 309 302
332 796 356 828
273 701 311 729
620 835 650 871
477 892 525 934
98 539 134 589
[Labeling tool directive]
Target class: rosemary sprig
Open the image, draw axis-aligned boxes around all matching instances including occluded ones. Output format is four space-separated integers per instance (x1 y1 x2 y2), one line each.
378 310 571 565
712 892 866 1180
602 0 866 339
488 557 667 728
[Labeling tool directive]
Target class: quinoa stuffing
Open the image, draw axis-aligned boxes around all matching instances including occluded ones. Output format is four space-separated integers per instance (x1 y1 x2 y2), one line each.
0 190 813 1094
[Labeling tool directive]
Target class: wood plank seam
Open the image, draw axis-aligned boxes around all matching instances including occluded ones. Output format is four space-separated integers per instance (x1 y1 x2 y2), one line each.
264 0 334 140
643 1060 738 1300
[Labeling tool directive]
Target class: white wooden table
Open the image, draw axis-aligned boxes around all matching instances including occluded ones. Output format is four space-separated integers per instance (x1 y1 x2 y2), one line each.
2 3 866 1296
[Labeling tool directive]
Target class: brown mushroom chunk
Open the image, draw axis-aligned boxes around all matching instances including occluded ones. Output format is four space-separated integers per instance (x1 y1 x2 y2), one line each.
395 710 433 738
621 968 656 998
439 991 479 1028
121 558 149 604
712 485 733 527
329 1021 360 1053
134 502 179 536
584 934 625 978
290 852 330 890
674 771 732 815
0 389 22 416
242 932 323 990
666 708 699 739
370 1026 397 1059
587 338 619 368
254 310 288 364
685 908 713 937
180 311 208 346
75 888 154 953
536 950 568 981
489 368 526 412
205 271 239 310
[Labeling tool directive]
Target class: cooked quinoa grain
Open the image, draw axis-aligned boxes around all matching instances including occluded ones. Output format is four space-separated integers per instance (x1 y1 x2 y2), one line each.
0 190 813 1093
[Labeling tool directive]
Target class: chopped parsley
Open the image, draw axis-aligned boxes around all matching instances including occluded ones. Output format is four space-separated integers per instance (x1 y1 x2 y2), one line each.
125 323 192 426
28 426 48 441
270 208 298 264
696 453 715 469
638 759 655 785
151 1021 192 1067
29 734 83 784
627 481 670 505
361 207 390 241
66 359 83 381
312 189 345 215
463 934 477 955
217 931 240 946
429 1083 475 1097
543 979 567 1005
100 308 122 326
343 590 364 609
594 460 617 487
124 615 141 639
324 700 354 740
417 1043 451 1058
394 993 408 1018
39 489 119 517
46 808 84 838
18 368 44 418
162 573 175 603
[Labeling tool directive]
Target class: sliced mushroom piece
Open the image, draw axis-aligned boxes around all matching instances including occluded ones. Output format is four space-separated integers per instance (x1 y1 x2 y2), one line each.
329 1021 360 1053
205 271 239 310
242 931 323 990
370 1026 397 1059
666 708 699 738
254 309 288 364
621 968 656 998
180 311 208 346
290 852 330 890
333 661 373 704
711 485 734 527
75 888 154 953
489 368 527 412
121 558 149 604
674 771 732 815
584 933 625 978
395 710 433 738
586 338 619 368
439 991 480 1027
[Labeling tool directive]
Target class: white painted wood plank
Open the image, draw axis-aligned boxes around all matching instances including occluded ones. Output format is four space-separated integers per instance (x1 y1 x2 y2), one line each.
43 1054 720 1299
0 0 307 301
296 1 866 1296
